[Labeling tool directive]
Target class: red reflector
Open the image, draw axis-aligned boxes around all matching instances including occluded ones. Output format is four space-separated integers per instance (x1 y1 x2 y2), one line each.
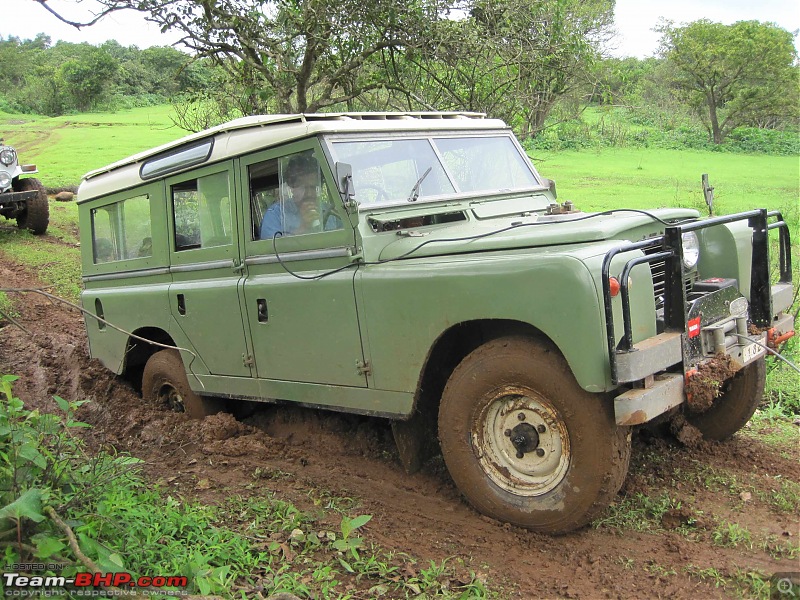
609 277 620 297
687 317 701 338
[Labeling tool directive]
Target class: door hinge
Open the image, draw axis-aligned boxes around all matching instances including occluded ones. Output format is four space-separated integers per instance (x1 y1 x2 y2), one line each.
243 354 255 368
356 360 371 376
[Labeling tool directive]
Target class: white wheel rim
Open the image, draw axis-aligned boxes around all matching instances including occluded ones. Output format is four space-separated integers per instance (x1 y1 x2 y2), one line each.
473 387 570 496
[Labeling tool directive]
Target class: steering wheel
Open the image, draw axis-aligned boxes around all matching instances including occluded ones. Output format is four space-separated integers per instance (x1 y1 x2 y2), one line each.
357 184 390 203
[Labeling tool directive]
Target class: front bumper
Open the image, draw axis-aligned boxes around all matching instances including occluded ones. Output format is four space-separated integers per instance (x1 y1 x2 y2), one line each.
601 209 794 426
0 190 38 211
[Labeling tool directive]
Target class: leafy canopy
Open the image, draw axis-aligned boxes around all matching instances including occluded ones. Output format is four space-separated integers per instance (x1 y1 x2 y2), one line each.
658 19 798 143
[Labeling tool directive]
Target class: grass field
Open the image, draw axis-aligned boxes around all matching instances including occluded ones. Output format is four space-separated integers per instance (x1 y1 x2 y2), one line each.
0 105 182 186
535 148 799 217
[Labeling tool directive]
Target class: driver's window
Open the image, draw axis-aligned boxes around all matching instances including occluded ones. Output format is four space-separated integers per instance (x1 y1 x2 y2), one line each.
250 151 343 240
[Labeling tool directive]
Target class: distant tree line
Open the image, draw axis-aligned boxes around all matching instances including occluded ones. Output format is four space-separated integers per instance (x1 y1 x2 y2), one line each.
0 34 214 115
5 3 799 148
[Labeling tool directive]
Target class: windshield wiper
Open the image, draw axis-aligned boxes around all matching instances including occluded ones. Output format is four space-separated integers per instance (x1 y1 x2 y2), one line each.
407 167 432 202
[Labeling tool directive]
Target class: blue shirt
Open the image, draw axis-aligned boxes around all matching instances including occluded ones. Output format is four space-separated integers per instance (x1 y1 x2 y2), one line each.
259 200 343 239
260 200 301 239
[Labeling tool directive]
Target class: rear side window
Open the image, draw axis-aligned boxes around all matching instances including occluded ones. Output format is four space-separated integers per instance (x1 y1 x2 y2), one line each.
171 171 232 251
91 194 152 263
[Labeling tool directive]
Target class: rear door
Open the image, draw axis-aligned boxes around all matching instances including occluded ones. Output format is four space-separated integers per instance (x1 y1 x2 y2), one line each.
166 161 252 377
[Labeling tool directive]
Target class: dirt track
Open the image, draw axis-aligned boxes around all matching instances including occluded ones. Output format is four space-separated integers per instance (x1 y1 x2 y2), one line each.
1 251 798 599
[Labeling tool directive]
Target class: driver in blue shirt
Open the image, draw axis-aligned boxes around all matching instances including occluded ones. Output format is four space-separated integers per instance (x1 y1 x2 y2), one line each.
260 154 325 239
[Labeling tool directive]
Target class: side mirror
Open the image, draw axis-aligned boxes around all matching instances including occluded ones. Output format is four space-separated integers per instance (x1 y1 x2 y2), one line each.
541 177 557 199
335 162 355 204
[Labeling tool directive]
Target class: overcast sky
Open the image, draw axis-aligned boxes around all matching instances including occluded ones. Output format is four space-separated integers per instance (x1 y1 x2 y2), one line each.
2 0 799 58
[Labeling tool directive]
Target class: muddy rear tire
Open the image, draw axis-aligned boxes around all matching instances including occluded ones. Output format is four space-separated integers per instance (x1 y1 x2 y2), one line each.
142 349 222 419
14 178 49 235
438 336 631 534
686 358 766 441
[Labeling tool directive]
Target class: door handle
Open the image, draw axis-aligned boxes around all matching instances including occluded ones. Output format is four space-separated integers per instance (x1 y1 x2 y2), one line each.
177 293 186 315
257 298 268 322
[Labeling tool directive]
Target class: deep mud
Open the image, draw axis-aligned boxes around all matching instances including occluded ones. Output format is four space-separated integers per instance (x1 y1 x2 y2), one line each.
1 255 798 599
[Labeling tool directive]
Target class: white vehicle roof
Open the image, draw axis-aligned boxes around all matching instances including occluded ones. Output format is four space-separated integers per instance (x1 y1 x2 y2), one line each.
78 112 509 202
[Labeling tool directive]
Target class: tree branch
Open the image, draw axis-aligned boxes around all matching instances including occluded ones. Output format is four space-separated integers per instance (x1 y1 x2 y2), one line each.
31 0 124 29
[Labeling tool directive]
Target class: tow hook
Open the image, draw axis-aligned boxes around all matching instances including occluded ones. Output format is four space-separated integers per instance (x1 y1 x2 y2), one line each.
767 327 795 349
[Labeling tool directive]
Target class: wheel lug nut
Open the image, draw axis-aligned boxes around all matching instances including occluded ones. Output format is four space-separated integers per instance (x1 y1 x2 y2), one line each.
536 448 545 457
537 424 546 433
504 429 512 437
517 412 526 421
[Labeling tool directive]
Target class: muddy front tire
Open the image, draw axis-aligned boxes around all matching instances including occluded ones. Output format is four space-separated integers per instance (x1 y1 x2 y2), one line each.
14 178 49 235
438 336 631 534
686 358 766 441
142 349 222 419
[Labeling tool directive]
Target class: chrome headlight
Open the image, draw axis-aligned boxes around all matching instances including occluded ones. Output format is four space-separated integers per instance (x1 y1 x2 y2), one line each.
0 171 11 190
0 147 16 166
682 231 700 269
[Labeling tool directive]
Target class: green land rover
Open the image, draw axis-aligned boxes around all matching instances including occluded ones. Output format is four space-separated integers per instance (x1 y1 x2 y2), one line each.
78 113 794 533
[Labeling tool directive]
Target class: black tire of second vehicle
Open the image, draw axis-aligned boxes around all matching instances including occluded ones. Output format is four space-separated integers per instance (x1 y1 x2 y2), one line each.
14 178 49 235
686 358 766 441
438 335 631 534
142 349 222 419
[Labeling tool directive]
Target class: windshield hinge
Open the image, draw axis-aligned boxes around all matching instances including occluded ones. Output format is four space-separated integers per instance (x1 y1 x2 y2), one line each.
348 246 363 263
356 360 371 376
243 354 255 368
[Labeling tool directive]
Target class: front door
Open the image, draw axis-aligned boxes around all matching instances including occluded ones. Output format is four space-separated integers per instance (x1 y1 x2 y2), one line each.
240 139 367 387
166 161 252 377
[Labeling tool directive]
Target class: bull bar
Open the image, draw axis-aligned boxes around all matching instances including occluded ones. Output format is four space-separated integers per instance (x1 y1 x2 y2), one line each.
601 208 793 387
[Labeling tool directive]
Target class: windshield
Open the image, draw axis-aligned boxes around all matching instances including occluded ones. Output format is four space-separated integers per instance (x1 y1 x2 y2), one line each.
329 135 539 206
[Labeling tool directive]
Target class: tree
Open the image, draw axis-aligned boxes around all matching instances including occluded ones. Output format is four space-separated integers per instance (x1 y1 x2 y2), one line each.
658 20 798 144
84 0 432 114
57 44 119 111
390 0 614 137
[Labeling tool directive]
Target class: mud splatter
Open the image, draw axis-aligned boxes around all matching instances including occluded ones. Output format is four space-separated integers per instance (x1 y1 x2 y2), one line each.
685 354 737 413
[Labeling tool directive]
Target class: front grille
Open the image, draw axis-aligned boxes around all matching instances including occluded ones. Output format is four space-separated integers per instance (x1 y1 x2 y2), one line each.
643 244 694 309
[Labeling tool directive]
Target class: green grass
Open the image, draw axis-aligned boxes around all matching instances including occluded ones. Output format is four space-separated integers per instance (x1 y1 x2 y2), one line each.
0 224 81 301
0 105 185 187
534 148 799 215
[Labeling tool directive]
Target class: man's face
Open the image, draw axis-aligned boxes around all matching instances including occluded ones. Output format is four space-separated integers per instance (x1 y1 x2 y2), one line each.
290 172 317 205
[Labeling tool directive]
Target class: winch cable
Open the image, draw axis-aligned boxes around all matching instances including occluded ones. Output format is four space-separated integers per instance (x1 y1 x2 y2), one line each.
0 287 206 388
732 333 800 374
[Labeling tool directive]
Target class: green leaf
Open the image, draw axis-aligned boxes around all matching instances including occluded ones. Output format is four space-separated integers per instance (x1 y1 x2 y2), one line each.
0 489 46 523
34 536 66 559
348 514 372 531
53 396 69 413
337 557 355 573
18 443 47 469
197 578 211 595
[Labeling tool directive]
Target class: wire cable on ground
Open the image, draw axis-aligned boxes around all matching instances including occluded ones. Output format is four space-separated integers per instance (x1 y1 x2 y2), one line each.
0 287 205 388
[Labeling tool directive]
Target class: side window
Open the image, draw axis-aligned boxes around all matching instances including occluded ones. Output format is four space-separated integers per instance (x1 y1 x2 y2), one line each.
171 171 232 251
250 150 344 241
91 194 152 263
